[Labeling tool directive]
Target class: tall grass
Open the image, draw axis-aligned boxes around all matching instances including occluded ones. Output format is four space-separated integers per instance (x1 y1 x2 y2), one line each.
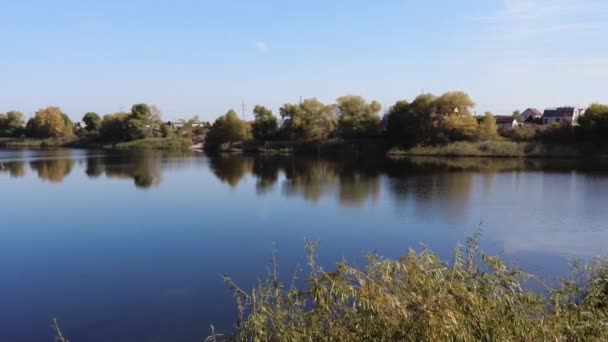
388 141 587 158
212 234 608 341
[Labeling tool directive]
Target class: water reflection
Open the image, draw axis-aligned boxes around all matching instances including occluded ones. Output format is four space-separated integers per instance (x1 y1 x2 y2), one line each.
207 155 608 211
0 149 202 189
30 158 75 183
2 149 608 342
85 153 163 189
0 161 26 178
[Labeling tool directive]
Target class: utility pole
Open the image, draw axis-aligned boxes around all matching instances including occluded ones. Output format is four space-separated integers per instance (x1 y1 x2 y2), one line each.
299 96 302 105
241 101 246 121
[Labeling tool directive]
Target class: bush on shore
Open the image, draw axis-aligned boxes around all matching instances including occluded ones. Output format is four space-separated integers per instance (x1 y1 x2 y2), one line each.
213 236 608 341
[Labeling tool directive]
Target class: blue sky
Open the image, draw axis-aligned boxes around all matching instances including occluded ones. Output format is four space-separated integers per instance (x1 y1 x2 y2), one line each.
1 0 607 121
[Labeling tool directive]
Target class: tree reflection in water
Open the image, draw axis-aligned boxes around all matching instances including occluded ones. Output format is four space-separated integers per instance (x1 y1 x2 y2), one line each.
208 155 608 211
0 161 26 178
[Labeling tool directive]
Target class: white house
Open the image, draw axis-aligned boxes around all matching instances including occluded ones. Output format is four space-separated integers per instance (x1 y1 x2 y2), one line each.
495 116 520 130
542 107 586 125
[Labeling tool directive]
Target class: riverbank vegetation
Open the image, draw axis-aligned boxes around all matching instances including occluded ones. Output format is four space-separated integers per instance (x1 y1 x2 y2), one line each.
4 97 608 156
212 237 608 341
202 93 608 158
0 104 199 150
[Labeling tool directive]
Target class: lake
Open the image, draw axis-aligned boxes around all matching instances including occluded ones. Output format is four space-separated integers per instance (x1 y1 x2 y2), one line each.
1 149 608 341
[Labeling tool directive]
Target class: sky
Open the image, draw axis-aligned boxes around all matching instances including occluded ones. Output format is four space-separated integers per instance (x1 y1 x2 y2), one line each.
1 0 607 121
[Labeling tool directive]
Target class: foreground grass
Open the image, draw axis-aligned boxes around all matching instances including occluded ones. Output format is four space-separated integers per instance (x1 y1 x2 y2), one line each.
387 141 598 158
50 234 608 341
212 235 608 341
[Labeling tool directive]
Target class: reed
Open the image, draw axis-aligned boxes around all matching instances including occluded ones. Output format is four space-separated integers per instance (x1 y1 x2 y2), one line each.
212 233 608 341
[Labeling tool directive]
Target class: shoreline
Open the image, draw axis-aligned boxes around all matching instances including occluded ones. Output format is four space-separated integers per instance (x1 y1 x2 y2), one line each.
0 137 194 151
3 138 608 160
210 140 608 160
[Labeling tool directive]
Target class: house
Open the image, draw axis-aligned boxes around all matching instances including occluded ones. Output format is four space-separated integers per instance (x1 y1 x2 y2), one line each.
167 120 187 130
542 107 586 125
521 108 542 121
520 108 543 126
495 116 520 130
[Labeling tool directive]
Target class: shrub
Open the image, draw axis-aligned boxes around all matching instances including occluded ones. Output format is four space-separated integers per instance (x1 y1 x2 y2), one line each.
213 236 608 341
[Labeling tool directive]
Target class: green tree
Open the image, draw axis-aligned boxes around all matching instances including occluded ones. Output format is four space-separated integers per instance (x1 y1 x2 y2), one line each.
205 110 250 151
148 105 163 137
0 111 25 137
251 105 278 141
160 123 175 138
386 94 438 146
512 110 523 123
336 95 382 138
100 113 129 142
578 103 608 141
82 112 102 134
280 98 337 140
126 103 152 140
28 107 73 138
477 113 499 141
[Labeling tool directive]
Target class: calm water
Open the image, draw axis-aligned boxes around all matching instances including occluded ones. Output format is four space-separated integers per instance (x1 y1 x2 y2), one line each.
1 149 608 341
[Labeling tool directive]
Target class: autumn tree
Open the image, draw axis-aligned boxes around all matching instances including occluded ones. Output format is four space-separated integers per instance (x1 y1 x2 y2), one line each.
27 107 73 138
434 91 475 116
435 92 478 142
477 112 499 141
280 98 337 140
336 95 382 138
251 105 278 141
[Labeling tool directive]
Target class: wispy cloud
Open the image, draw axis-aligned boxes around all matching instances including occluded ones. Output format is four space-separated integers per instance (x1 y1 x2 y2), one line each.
462 0 608 113
255 41 269 53
473 0 605 44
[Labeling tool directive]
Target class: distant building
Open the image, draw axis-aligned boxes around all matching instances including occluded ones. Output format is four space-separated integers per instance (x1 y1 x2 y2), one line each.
520 108 541 121
167 120 186 130
518 108 543 126
495 116 520 130
542 107 586 125
166 120 202 130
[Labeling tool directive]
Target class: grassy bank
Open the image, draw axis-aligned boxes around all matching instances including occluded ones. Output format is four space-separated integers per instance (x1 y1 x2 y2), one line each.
0 137 78 148
388 141 608 158
214 139 389 156
213 237 608 341
102 137 194 150
0 137 193 150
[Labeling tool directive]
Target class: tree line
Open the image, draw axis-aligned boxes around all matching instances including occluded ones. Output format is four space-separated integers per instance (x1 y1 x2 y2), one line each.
3 93 608 149
0 104 206 143
205 92 499 151
205 92 608 152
